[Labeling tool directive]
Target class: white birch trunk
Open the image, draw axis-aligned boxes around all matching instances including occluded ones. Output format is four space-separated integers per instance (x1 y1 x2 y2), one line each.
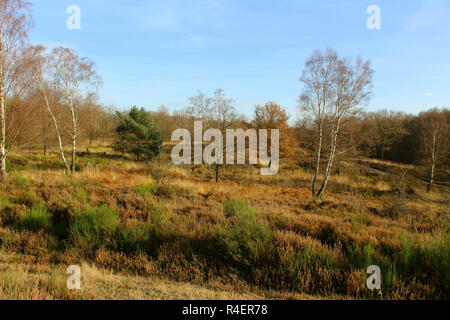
316 118 341 198
427 126 438 192
40 77 71 174
312 118 323 197
0 91 7 182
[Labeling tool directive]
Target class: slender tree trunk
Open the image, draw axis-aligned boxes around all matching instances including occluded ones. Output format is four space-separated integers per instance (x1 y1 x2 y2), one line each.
316 122 340 198
0 92 7 182
69 97 77 174
71 128 76 173
427 128 437 193
0 12 6 182
42 120 48 156
427 159 435 193
40 78 71 174
312 118 324 197
0 67 7 181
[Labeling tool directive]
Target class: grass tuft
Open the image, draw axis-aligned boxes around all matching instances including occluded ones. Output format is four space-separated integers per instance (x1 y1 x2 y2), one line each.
218 199 275 269
69 205 118 249
135 183 158 197
16 204 52 232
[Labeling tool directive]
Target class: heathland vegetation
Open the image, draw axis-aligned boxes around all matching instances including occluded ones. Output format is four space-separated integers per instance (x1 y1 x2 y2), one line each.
0 0 448 300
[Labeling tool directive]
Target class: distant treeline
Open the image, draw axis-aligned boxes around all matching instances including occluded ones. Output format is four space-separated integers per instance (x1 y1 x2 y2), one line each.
10 92 449 169
295 108 449 165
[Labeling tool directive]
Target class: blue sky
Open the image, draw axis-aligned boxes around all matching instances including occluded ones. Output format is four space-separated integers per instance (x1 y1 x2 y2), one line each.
29 0 450 119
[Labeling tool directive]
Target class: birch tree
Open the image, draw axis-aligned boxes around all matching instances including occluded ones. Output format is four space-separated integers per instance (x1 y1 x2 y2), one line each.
420 109 448 192
299 48 337 197
33 46 71 173
427 120 439 192
315 56 373 198
50 47 102 174
300 49 373 199
0 0 32 181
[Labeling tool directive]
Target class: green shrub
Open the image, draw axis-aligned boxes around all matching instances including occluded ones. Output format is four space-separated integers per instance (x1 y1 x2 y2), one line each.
298 247 340 270
396 233 449 295
424 234 450 294
218 202 275 269
74 188 88 203
16 204 52 232
50 207 72 240
10 174 29 188
348 242 396 289
0 195 11 211
351 211 368 230
347 235 450 298
111 205 170 256
222 198 253 217
69 206 118 248
112 224 158 256
148 204 170 227
135 183 158 197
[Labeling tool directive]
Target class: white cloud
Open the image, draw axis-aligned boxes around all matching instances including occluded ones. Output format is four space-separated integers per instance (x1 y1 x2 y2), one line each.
426 93 433 97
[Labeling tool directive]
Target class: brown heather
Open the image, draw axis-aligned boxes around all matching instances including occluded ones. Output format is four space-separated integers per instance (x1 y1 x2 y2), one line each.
0 141 448 300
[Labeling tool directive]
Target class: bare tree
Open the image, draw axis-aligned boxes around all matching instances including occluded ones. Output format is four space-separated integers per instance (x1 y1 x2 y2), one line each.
152 105 176 141
78 93 102 145
420 109 449 192
253 102 298 160
32 46 71 173
299 48 337 197
0 0 32 181
371 110 406 160
211 89 236 182
187 91 213 130
300 49 373 199
316 56 373 198
50 47 102 174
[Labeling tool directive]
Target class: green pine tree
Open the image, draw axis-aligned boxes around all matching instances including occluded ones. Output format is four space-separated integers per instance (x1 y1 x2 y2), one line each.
113 106 163 160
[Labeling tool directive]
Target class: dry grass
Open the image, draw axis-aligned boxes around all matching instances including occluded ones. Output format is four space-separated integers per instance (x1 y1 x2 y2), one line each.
0 251 329 300
0 143 448 300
